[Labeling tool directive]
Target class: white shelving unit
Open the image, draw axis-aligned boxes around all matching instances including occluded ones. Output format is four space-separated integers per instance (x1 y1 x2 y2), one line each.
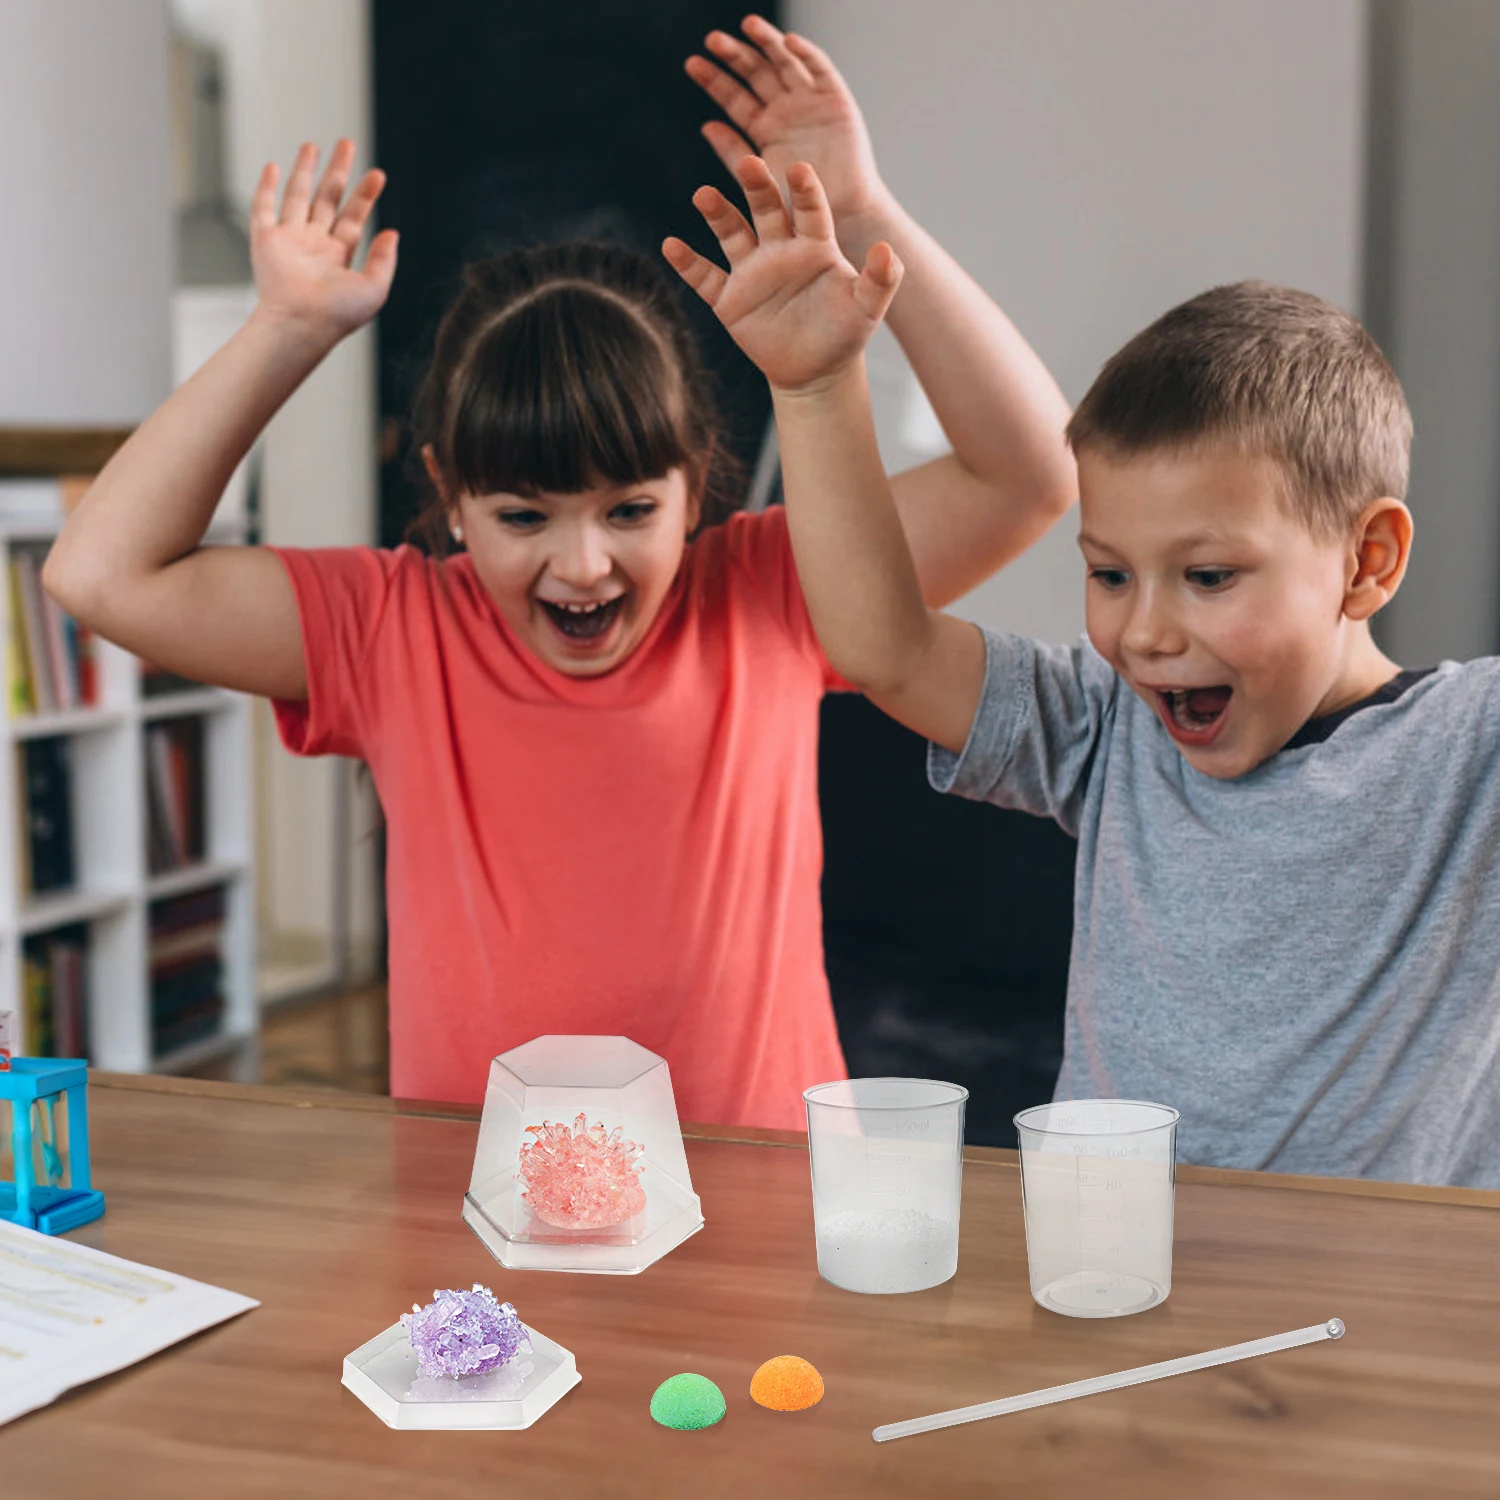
0 515 256 1074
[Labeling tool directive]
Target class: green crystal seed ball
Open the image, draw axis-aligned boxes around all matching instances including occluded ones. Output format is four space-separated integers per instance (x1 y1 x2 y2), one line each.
650 1372 727 1430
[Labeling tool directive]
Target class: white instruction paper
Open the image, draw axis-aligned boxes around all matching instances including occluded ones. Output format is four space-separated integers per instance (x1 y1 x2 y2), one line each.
0 1219 258 1425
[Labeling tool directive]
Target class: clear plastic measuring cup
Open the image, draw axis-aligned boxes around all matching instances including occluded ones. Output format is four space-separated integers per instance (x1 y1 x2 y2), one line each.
1014 1099 1178 1318
804 1078 967 1294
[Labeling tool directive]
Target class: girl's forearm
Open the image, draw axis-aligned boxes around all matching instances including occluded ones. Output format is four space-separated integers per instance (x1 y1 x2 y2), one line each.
836 190 1075 514
45 309 337 610
772 363 933 694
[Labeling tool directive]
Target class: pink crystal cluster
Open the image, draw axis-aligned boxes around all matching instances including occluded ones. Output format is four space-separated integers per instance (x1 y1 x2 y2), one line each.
518 1112 647 1229
400 1283 532 1379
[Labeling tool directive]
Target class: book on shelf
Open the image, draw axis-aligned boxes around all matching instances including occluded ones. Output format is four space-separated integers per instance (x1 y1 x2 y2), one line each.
150 886 227 1057
0 475 92 525
6 539 98 716
18 735 75 896
145 717 206 874
20 924 89 1060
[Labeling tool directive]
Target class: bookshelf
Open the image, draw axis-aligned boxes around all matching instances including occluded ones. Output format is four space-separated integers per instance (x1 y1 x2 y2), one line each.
0 457 256 1076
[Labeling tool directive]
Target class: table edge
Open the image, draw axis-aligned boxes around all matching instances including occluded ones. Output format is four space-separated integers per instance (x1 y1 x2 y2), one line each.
87 1070 1500 1212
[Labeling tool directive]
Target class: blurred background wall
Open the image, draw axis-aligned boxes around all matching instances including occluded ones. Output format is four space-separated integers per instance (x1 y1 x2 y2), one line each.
810 0 1364 646
1363 0 1500 668
0 2 173 423
2 0 1497 1138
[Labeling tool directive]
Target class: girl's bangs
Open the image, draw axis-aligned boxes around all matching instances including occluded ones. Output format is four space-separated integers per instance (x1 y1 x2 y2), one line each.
444 288 693 499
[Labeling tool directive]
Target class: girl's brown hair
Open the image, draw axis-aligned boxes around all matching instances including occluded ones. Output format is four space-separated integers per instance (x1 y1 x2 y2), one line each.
408 243 736 552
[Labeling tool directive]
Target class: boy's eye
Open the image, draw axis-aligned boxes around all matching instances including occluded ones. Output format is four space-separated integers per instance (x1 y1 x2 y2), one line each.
1187 567 1235 590
495 508 545 529
1088 566 1129 590
610 500 658 524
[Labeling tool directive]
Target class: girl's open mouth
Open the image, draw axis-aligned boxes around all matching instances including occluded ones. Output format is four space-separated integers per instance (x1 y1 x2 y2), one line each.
538 595 626 645
1155 686 1232 747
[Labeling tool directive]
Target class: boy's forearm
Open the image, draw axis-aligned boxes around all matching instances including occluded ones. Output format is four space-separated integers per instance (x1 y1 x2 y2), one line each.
45 310 335 610
837 191 1076 529
774 362 987 752
773 364 934 690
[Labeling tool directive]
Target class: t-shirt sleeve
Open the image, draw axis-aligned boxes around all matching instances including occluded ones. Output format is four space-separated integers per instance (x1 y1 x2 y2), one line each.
927 628 1119 836
722 506 851 692
269 545 402 760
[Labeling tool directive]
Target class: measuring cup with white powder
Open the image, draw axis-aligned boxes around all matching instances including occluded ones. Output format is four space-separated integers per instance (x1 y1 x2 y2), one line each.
803 1078 968 1294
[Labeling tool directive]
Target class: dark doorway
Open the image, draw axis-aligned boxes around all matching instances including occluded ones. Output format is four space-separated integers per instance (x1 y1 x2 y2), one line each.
372 0 775 547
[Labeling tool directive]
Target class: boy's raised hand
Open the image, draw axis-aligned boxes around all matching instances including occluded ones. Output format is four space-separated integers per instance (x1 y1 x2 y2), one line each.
686 15 882 229
250 139 398 342
664 156 901 394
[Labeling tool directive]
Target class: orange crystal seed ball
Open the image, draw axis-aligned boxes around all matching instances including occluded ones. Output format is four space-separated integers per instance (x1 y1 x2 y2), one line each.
750 1355 824 1411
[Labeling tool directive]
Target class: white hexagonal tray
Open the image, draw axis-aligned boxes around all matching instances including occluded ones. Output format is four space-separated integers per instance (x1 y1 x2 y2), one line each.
342 1320 580 1430
462 1186 703 1274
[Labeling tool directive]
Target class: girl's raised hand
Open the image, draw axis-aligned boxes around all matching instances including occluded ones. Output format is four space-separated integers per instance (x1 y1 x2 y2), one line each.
250 140 397 341
685 16 882 228
664 156 901 394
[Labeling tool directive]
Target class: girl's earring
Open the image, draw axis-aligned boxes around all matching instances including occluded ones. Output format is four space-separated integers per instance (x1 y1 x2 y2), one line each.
451 525 464 544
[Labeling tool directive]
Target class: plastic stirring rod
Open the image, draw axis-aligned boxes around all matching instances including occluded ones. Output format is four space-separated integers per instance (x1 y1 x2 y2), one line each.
872 1317 1346 1443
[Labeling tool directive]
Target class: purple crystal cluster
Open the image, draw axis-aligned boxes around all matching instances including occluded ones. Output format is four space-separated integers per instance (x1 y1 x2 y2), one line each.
400 1284 533 1379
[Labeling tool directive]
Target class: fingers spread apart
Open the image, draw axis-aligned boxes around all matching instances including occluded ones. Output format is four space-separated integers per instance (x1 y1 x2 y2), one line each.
699 119 756 178
662 236 727 309
309 138 356 229
684 52 763 139
279 142 320 224
740 15 816 91
733 155 791 242
782 30 840 87
362 228 400 297
331 168 387 249
784 162 835 242
703 28 783 103
253 140 386 251
691 185 759 265
854 241 904 323
250 161 280 235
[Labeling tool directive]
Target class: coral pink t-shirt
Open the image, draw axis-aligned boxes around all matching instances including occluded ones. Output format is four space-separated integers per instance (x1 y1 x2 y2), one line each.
272 508 848 1129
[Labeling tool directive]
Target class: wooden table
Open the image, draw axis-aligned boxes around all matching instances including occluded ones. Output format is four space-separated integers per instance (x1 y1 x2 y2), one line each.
3 1074 1498 1499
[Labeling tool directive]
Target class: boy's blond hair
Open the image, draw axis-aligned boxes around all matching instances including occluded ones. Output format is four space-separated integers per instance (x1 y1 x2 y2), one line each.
1066 281 1412 535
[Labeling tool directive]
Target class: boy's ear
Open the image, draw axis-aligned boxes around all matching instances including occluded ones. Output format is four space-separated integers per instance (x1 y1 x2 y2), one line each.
1343 498 1413 622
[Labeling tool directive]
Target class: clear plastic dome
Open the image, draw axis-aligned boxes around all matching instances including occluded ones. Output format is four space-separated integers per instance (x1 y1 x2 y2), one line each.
462 1035 703 1274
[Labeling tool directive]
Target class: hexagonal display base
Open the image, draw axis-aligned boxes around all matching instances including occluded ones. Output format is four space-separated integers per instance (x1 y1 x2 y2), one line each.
342 1321 580 1429
463 1188 703 1274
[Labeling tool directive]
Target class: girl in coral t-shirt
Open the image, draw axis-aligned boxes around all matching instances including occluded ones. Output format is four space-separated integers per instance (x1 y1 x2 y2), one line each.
45 19 1073 1127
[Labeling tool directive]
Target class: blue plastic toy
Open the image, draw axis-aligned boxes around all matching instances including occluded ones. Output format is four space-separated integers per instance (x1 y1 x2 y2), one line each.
0 1057 105 1234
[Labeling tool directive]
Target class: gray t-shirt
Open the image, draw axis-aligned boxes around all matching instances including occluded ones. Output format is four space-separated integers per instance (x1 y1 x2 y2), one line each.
929 629 1500 1187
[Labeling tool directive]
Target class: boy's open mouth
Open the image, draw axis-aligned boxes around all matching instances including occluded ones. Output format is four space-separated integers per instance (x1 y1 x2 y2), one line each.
538 595 625 643
1155 685 1233 745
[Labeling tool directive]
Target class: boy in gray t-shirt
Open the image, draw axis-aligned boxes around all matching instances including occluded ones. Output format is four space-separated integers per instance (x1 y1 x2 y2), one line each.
672 164 1497 1186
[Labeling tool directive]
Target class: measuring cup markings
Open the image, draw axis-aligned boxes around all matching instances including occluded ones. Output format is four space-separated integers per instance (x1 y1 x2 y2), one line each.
864 1146 915 1201
1075 1162 1132 1296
